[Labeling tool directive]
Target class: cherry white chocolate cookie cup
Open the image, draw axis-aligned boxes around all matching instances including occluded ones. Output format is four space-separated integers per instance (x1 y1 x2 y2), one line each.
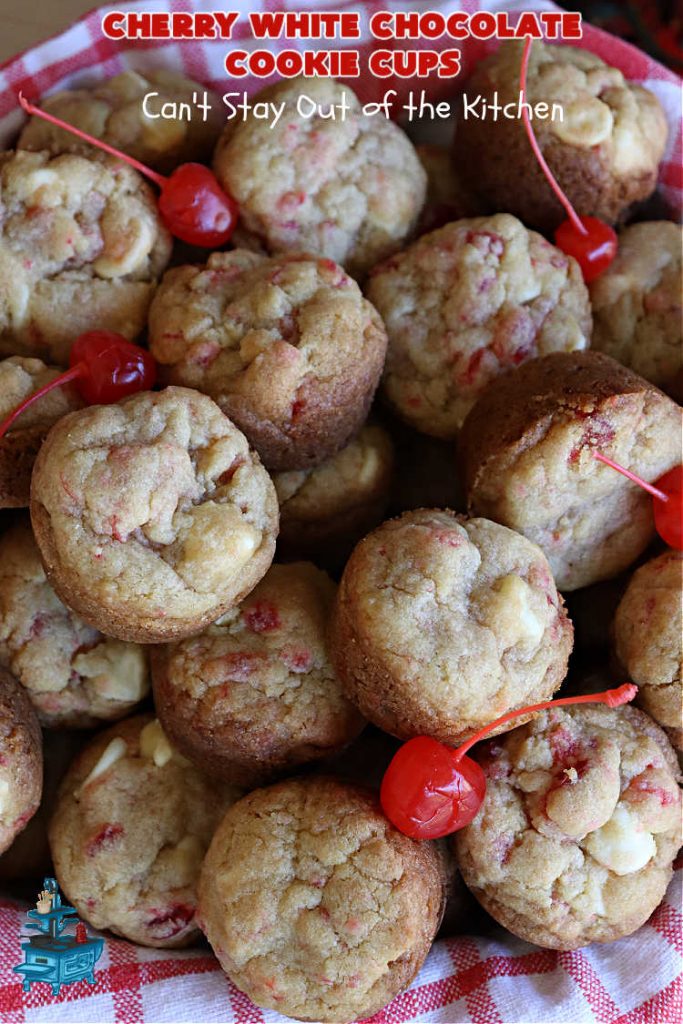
30 387 279 643
0 520 149 728
330 509 573 746
459 351 682 591
0 149 172 364
454 704 681 949
0 667 42 855
151 562 365 785
148 251 388 471
48 715 240 949
198 776 446 1023
213 77 427 278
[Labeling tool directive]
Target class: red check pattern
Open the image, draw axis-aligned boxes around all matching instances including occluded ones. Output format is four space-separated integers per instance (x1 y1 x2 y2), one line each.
0 2 681 1020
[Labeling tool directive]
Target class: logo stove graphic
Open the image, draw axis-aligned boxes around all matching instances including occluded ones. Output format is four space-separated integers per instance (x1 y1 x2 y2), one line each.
13 877 104 995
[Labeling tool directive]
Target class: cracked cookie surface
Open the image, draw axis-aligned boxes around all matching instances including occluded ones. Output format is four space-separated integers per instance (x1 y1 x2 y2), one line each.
454 704 681 948
614 551 683 751
368 214 591 438
30 387 279 642
0 521 149 727
590 222 683 400
213 77 426 278
330 510 572 746
148 251 387 470
198 776 445 1023
49 715 240 947
0 150 171 363
152 562 364 784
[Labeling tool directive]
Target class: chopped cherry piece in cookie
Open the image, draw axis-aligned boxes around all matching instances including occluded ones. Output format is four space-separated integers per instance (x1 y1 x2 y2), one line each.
18 93 238 248
0 331 156 440
380 685 637 840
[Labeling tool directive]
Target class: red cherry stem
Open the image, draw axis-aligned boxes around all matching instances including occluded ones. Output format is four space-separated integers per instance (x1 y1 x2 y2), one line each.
0 364 85 440
593 451 669 502
18 92 166 189
520 37 587 238
452 684 638 761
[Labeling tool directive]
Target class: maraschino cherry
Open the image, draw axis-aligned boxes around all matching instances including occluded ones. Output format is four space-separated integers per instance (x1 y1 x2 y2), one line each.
18 93 238 248
519 37 618 282
593 452 683 549
0 331 156 439
380 683 637 840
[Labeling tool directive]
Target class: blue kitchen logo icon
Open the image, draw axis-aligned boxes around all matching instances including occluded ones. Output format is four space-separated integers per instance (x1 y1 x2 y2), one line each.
13 877 104 996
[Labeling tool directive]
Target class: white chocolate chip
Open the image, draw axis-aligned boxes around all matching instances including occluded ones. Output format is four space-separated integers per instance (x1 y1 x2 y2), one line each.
357 446 381 486
584 803 656 875
77 737 127 794
177 504 260 593
139 718 188 768
0 777 10 815
94 204 155 278
552 98 613 148
72 641 148 703
488 574 545 647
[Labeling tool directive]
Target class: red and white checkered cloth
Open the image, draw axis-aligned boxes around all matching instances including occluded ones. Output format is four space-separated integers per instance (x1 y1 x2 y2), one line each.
0 2 681 1021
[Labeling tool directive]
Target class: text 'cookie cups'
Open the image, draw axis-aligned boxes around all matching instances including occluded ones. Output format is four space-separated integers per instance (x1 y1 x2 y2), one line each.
0 666 42 855
0 149 171 364
148 251 387 471
368 214 591 439
459 351 682 591
48 715 241 948
198 776 446 1023
458 40 667 232
330 509 573 746
454 704 681 949
151 562 365 785
213 77 427 278
30 387 279 642
0 520 149 728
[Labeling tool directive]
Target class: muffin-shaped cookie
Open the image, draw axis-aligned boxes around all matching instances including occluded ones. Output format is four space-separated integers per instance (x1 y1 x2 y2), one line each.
454 704 681 949
0 667 42 855
0 356 83 507
0 521 149 727
148 251 387 470
30 387 278 643
49 715 240 948
18 70 223 173
0 149 171 363
0 730 82 883
213 77 426 278
330 510 573 746
198 776 445 1022
460 352 682 590
152 562 364 784
368 215 591 437
613 551 682 751
458 41 668 232
273 424 394 561
590 222 682 400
